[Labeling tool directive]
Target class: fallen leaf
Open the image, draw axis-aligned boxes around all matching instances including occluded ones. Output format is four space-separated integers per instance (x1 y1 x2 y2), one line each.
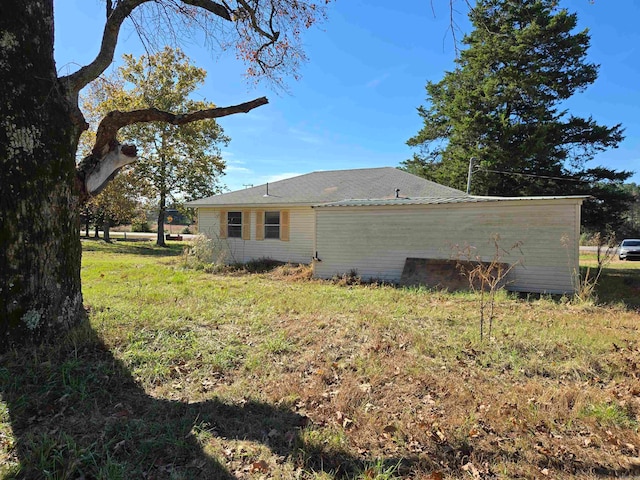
359 383 372 393
383 425 397 434
250 460 269 474
433 429 446 443
461 462 480 479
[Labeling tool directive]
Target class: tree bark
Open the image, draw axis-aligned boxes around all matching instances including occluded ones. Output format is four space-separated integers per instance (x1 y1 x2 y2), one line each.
104 216 111 243
157 191 167 247
1 1 271 347
0 1 85 347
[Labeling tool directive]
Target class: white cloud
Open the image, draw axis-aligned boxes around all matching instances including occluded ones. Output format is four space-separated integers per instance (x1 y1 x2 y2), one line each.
225 165 253 174
365 72 391 89
259 172 303 184
288 127 322 145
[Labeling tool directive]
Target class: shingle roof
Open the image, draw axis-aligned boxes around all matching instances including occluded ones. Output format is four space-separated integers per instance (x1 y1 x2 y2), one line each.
186 167 468 206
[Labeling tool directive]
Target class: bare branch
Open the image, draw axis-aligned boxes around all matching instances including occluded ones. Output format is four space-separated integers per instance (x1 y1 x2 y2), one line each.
235 0 279 42
181 0 232 21
93 96 268 156
60 0 233 94
61 0 144 93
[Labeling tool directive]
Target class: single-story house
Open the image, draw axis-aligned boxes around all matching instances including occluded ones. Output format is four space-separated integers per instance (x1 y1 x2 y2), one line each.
186 167 586 294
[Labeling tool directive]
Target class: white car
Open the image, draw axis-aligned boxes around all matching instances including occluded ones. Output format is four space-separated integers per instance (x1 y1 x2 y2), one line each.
619 239 640 261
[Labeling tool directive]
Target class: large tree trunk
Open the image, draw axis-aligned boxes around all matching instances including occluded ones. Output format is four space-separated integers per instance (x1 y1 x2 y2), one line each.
157 191 167 247
104 216 111 243
0 1 84 347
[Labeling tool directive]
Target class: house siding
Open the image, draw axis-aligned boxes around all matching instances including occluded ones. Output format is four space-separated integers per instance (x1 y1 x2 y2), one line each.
197 207 315 264
313 199 581 294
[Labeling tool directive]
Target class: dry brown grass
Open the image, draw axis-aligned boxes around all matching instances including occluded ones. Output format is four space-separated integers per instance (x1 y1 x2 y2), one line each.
2 243 640 479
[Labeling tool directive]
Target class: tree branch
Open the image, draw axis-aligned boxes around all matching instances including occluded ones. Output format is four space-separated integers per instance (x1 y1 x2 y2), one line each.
76 96 267 202
93 96 268 156
60 0 233 94
181 0 232 21
61 0 144 93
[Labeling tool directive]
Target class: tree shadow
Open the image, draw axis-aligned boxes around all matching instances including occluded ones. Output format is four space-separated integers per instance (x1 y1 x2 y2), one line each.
590 266 640 309
81 238 184 257
0 316 388 479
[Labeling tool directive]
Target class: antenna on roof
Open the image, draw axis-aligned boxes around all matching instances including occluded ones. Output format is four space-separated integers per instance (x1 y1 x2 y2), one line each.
263 182 269 197
243 184 253 189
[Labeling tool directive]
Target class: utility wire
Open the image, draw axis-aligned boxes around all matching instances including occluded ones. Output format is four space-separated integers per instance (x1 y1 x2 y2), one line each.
477 167 588 183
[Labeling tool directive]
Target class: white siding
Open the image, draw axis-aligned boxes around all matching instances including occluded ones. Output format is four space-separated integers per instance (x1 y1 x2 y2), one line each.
313 200 581 294
197 207 315 264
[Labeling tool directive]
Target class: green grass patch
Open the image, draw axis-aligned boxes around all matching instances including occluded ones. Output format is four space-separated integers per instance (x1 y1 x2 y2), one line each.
2 242 640 478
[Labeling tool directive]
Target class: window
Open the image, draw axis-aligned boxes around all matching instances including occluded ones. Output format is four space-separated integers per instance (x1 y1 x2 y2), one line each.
256 210 288 241
264 211 280 239
227 211 242 238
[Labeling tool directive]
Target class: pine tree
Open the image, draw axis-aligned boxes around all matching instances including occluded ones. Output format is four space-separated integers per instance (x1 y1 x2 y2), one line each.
402 0 632 233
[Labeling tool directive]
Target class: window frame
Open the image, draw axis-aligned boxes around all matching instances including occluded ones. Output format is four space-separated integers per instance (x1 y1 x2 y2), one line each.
227 211 242 238
264 211 280 239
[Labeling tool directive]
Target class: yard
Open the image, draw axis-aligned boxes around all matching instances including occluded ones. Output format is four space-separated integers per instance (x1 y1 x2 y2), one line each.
2 240 640 479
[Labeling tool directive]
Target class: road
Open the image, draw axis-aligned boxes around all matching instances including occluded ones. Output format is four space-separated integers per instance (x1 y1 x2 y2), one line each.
82 232 620 254
80 231 200 241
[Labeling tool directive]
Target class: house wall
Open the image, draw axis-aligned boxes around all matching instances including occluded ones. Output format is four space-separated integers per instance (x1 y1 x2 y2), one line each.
313 199 582 294
197 206 315 264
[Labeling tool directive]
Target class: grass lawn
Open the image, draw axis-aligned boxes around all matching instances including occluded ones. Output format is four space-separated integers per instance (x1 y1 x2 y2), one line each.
2 240 640 479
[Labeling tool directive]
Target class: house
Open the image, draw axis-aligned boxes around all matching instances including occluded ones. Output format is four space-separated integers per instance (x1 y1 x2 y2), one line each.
186 167 586 294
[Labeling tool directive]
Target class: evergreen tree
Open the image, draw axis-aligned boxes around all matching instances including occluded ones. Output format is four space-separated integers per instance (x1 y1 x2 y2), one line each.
402 0 632 233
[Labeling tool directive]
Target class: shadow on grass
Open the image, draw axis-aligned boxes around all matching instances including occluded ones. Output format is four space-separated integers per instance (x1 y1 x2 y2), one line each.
581 266 640 309
0 317 416 479
81 238 184 257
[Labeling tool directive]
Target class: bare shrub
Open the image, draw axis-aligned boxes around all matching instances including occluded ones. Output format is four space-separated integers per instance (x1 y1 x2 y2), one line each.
568 232 618 303
182 234 233 270
452 234 524 342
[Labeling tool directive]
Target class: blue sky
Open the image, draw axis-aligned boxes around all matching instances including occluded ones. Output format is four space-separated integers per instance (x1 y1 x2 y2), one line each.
54 0 640 192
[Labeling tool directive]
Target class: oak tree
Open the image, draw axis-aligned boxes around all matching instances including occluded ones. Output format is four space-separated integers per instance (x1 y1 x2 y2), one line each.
0 0 328 346
86 170 142 242
85 47 229 246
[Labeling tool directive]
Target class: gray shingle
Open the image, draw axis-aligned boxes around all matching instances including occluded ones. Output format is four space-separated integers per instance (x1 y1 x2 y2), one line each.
186 167 468 206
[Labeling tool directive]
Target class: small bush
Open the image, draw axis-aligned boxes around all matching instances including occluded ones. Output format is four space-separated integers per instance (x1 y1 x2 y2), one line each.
131 217 151 232
181 226 192 234
333 269 362 286
182 235 236 272
237 257 284 273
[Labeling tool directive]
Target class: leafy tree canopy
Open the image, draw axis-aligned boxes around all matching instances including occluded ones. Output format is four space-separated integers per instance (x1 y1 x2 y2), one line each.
401 0 633 235
83 47 230 245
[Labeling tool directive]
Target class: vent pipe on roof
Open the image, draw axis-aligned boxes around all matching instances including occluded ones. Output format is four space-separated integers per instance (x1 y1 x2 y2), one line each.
263 182 269 197
395 188 400 199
